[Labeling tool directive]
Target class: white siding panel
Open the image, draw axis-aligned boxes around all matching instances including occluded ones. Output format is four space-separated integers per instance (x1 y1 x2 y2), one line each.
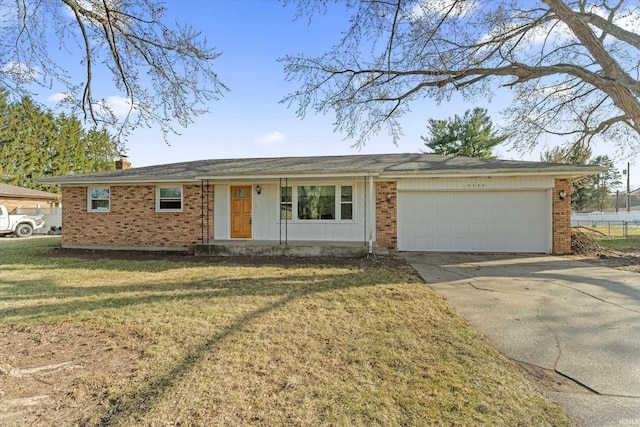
214 184 229 239
223 180 370 242
278 181 366 242
397 176 554 191
253 184 279 240
398 190 550 253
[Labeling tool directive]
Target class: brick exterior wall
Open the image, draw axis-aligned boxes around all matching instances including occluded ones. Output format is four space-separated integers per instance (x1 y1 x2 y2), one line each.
552 178 572 255
61 184 213 251
375 181 397 250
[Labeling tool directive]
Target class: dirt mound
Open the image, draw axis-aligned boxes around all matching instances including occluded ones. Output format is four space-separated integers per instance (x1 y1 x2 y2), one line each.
0 325 140 426
571 228 602 255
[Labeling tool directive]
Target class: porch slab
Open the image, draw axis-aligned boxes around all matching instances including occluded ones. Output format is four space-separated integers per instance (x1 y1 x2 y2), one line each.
194 240 388 258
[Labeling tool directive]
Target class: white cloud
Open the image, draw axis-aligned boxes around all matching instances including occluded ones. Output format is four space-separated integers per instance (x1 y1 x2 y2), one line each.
2 62 38 82
533 82 576 101
585 4 640 34
47 92 70 103
62 0 102 19
525 4 640 46
411 0 478 20
106 96 135 116
255 131 285 144
92 96 137 118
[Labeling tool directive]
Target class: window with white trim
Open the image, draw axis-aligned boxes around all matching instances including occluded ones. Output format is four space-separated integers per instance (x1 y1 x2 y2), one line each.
340 185 353 220
298 185 335 220
279 184 354 221
88 187 110 212
157 186 183 212
280 186 292 220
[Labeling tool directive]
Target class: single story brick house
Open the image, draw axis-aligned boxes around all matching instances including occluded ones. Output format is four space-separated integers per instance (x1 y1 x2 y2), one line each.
0 183 60 213
39 153 601 255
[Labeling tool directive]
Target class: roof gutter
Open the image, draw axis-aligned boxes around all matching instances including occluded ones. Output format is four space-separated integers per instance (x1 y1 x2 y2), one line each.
37 177 197 186
37 167 602 185
380 167 603 179
195 172 382 180
38 171 384 186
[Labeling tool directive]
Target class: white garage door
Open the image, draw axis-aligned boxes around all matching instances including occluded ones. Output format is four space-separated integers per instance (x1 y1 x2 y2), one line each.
398 191 550 253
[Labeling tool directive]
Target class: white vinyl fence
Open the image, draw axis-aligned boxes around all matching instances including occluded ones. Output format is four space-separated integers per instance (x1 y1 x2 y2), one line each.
12 206 62 234
572 211 640 237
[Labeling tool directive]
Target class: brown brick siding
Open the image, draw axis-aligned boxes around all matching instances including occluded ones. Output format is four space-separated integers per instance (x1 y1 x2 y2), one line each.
61 184 214 251
375 181 397 250
552 179 572 255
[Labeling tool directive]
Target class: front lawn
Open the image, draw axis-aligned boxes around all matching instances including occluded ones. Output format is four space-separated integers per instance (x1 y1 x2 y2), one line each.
0 238 570 426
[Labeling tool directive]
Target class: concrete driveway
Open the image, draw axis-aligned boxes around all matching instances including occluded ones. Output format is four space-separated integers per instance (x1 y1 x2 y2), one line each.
401 252 640 427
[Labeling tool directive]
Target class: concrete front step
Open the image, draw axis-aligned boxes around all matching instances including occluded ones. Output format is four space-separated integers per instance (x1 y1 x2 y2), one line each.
194 240 388 257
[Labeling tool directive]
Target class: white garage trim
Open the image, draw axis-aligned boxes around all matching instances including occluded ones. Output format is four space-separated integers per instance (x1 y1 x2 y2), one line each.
397 176 555 191
398 190 552 253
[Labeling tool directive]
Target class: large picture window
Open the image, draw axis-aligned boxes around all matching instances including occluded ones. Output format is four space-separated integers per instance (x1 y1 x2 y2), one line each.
88 187 110 212
279 184 354 221
298 186 335 220
157 186 183 211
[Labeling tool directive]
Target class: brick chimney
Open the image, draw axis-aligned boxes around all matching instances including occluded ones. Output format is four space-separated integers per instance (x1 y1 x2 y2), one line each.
115 156 131 170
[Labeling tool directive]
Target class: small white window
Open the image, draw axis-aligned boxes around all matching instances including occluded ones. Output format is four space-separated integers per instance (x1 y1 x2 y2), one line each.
157 186 183 212
280 186 292 220
88 187 110 212
340 186 353 220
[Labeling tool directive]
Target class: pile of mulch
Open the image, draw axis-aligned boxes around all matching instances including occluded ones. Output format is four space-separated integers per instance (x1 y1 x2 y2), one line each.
571 228 602 255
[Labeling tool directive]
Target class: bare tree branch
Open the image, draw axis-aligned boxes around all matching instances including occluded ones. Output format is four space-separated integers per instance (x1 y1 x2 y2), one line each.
0 0 227 145
283 0 640 152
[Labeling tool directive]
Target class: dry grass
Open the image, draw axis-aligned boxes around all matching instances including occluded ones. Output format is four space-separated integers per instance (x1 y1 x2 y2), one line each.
576 225 640 249
574 223 640 237
0 238 570 426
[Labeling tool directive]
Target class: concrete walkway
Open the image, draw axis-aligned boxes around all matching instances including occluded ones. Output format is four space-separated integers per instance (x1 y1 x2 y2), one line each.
401 252 640 427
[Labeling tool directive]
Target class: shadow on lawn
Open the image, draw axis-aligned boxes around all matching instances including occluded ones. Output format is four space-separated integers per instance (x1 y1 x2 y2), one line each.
0 272 367 322
100 293 301 426
0 242 414 425
0 242 383 273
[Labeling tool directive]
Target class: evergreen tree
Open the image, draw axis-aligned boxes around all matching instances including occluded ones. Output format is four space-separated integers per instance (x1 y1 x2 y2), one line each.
541 144 621 211
589 156 622 211
541 143 593 211
0 91 119 192
422 108 507 159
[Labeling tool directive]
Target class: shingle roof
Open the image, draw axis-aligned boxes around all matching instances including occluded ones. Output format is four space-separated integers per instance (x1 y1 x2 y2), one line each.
38 153 603 185
0 183 60 199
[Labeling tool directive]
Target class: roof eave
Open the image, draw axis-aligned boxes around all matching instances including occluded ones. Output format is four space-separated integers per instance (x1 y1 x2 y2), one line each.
40 171 385 185
380 167 604 179
37 166 605 185
195 171 382 180
36 176 197 185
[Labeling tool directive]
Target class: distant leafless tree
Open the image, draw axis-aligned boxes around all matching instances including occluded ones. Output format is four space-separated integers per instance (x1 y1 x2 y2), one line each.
0 0 227 142
282 0 640 152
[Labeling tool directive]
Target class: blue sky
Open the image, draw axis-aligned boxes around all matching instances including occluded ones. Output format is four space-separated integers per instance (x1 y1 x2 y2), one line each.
41 0 640 189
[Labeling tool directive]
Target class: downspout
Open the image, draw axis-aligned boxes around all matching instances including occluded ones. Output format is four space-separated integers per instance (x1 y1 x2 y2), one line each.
368 174 375 256
207 179 211 243
200 179 204 244
363 175 367 247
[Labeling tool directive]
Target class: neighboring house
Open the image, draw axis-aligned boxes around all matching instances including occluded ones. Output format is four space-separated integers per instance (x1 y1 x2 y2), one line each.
0 183 60 213
39 153 601 255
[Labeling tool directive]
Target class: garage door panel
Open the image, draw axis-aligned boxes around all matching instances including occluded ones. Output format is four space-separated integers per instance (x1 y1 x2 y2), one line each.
415 225 434 239
398 191 549 253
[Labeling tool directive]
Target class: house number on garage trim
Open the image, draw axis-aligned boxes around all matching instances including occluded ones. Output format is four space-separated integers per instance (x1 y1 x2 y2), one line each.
461 183 486 188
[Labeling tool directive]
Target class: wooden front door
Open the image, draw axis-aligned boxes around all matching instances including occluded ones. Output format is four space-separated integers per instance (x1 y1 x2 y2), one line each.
231 186 252 238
